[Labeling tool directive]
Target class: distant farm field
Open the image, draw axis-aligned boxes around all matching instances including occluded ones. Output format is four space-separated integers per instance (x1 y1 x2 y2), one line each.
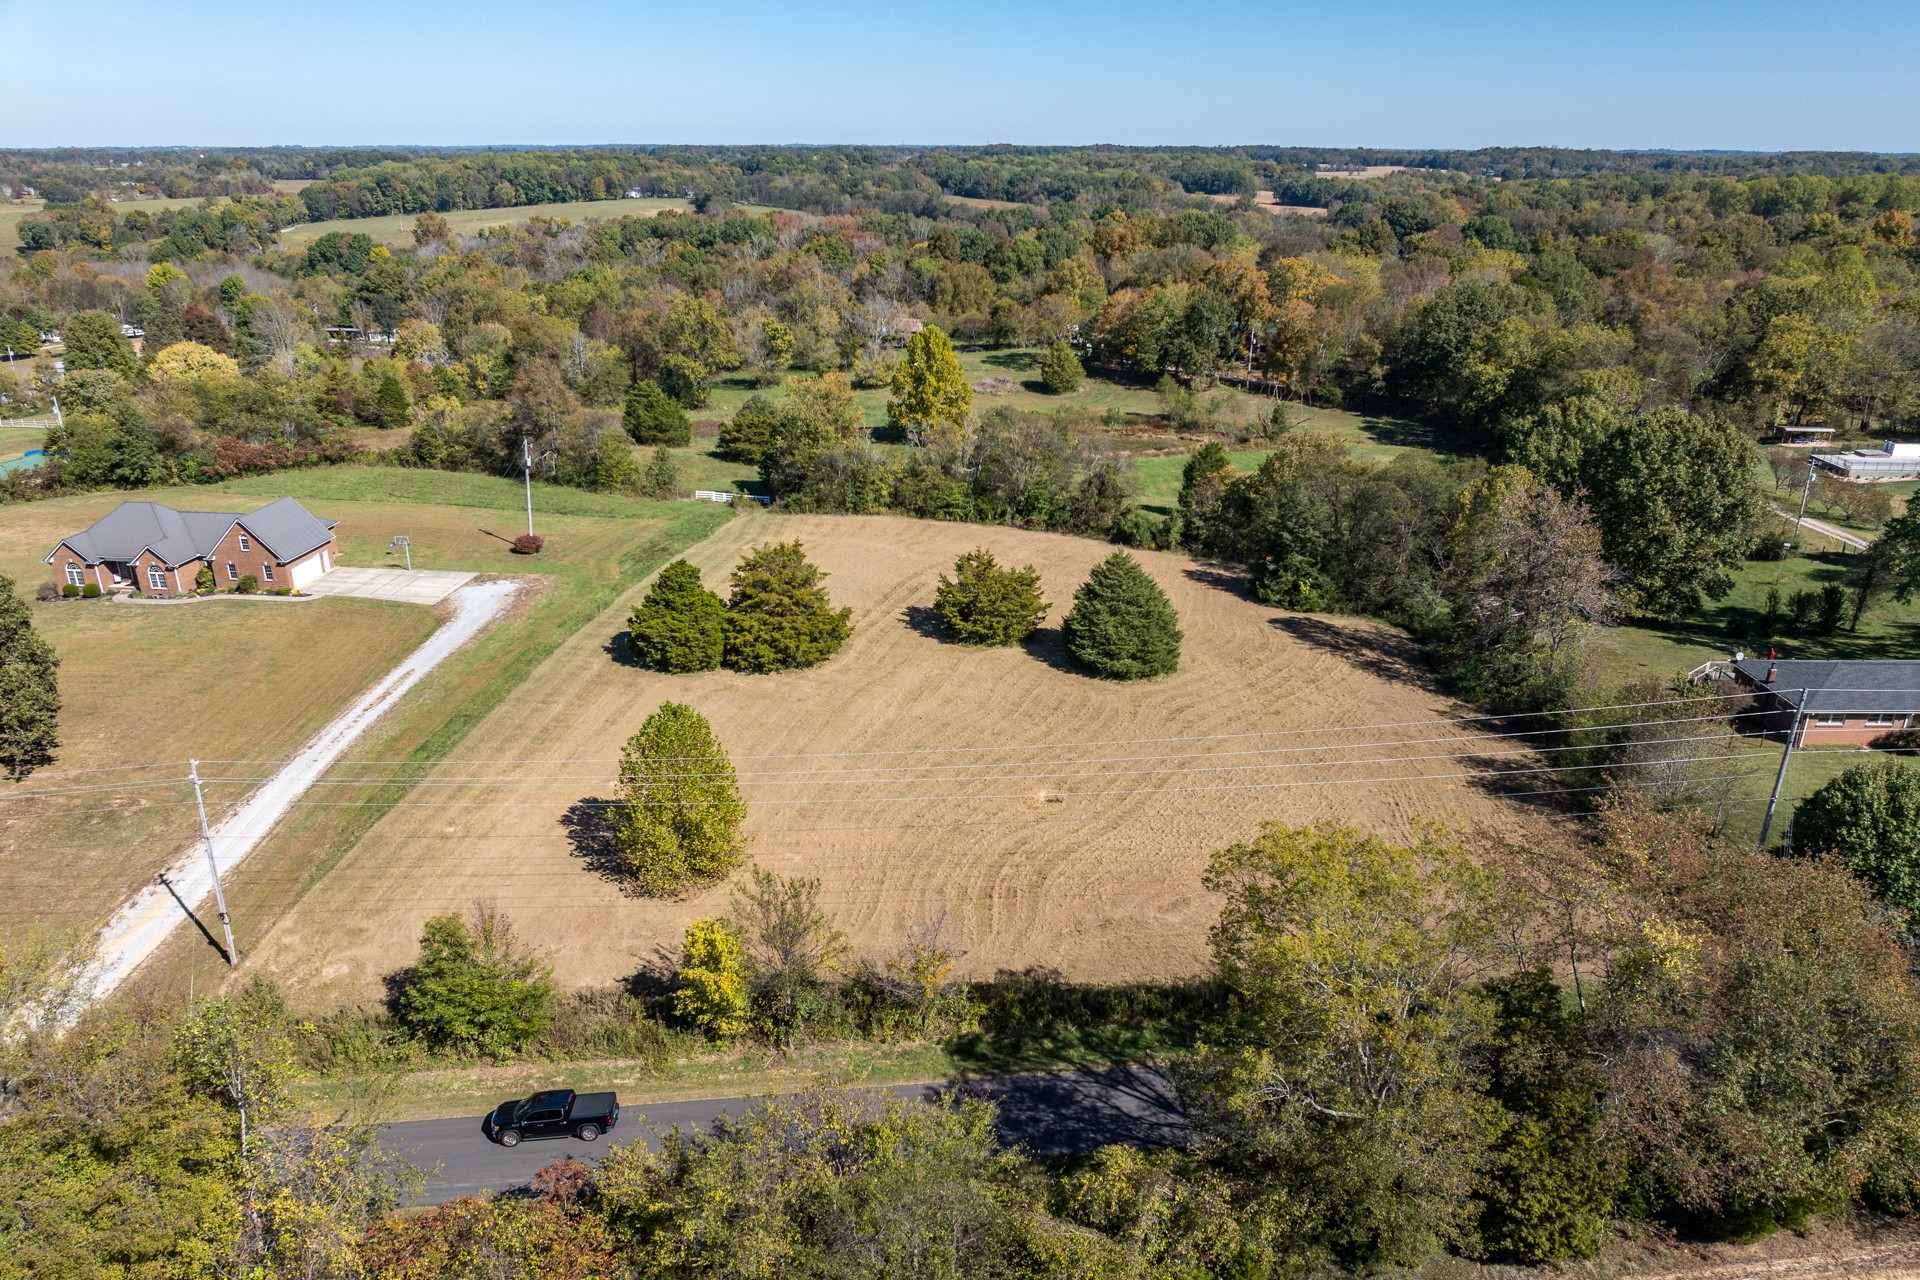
0 196 207 251
235 511 1550 1009
276 199 695 250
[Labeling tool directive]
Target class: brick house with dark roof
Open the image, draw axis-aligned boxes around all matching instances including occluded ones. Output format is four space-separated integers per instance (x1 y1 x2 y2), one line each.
1730 658 1920 746
44 497 339 598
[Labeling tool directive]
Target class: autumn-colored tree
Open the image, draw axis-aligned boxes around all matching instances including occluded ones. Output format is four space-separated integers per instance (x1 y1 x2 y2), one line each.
673 918 751 1040
412 210 452 246
1186 823 1507 1268
888 325 972 434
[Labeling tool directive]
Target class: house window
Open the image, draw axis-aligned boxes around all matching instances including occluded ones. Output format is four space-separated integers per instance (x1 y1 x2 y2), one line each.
226 562 238 581
1813 713 1846 726
262 564 275 583
238 534 251 551
65 564 83 586
147 566 167 592
1866 714 1901 727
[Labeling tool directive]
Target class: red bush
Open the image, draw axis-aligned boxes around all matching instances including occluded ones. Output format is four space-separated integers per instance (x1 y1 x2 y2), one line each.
513 533 545 555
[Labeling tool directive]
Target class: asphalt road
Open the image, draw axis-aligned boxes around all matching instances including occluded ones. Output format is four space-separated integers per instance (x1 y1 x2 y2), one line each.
380 1064 1188 1205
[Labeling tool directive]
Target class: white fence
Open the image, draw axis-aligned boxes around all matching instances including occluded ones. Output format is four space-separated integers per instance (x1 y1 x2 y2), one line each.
692 490 770 505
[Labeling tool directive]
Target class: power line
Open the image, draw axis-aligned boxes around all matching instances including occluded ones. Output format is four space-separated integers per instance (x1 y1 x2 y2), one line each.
186 730 1753 792
173 687 1782 769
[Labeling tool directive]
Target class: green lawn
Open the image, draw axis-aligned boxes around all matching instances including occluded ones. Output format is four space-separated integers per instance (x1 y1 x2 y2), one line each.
694 351 1436 514
140 465 736 995
0 421 44 462
1595 548 1919 689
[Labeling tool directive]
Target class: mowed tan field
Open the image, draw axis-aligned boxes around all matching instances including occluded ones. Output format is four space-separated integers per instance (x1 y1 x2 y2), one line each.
0 490 436 931
243 512 1551 1005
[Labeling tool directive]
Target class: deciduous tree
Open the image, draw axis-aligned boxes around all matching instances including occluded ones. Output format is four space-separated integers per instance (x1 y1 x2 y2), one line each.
396 903 556 1054
614 701 748 894
0 572 60 780
1184 823 1506 1269
673 918 750 1040
888 325 972 433
1792 759 1920 924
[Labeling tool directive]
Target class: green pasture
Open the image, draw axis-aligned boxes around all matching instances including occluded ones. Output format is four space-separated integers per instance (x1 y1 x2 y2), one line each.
276 198 695 250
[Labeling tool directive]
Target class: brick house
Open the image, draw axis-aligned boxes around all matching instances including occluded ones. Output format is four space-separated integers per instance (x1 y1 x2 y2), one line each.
44 497 339 598
1730 658 1920 746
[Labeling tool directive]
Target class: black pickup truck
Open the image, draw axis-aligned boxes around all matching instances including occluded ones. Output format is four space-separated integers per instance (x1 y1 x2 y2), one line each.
485 1089 620 1146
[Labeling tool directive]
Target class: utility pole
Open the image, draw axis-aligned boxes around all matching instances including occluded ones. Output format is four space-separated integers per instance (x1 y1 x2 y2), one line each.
1756 692 1807 851
1792 460 1816 548
521 436 535 537
188 760 238 965
50 392 63 431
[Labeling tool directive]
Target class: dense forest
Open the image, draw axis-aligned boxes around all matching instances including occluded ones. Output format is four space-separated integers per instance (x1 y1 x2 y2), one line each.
7 143 1919 713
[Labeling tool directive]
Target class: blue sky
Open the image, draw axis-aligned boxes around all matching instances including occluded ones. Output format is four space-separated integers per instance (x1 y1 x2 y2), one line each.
2 0 1915 150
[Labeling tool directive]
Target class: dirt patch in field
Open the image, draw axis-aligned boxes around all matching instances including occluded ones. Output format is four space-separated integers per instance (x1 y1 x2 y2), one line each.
241 514 1554 1006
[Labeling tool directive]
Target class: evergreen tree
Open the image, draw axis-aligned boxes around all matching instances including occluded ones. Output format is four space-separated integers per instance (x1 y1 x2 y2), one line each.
374 371 411 429
623 378 692 446
718 393 781 463
1039 339 1085 394
628 560 726 673
724 541 852 673
888 325 972 431
1476 969 1617 1261
59 311 138 378
933 548 1050 645
1062 551 1182 679
615 702 749 895
0 573 60 780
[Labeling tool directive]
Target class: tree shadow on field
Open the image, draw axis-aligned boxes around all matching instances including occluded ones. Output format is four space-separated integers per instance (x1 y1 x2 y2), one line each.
561 798 648 896
1269 615 1442 694
981 350 1038 372
604 629 642 667
1024 625 1082 675
1181 562 1254 599
901 603 949 642
620 949 681 1003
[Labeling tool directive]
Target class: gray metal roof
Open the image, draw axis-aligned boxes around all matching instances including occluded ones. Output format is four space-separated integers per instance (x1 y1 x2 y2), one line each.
1733 658 1920 714
46 497 336 569
234 496 338 562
